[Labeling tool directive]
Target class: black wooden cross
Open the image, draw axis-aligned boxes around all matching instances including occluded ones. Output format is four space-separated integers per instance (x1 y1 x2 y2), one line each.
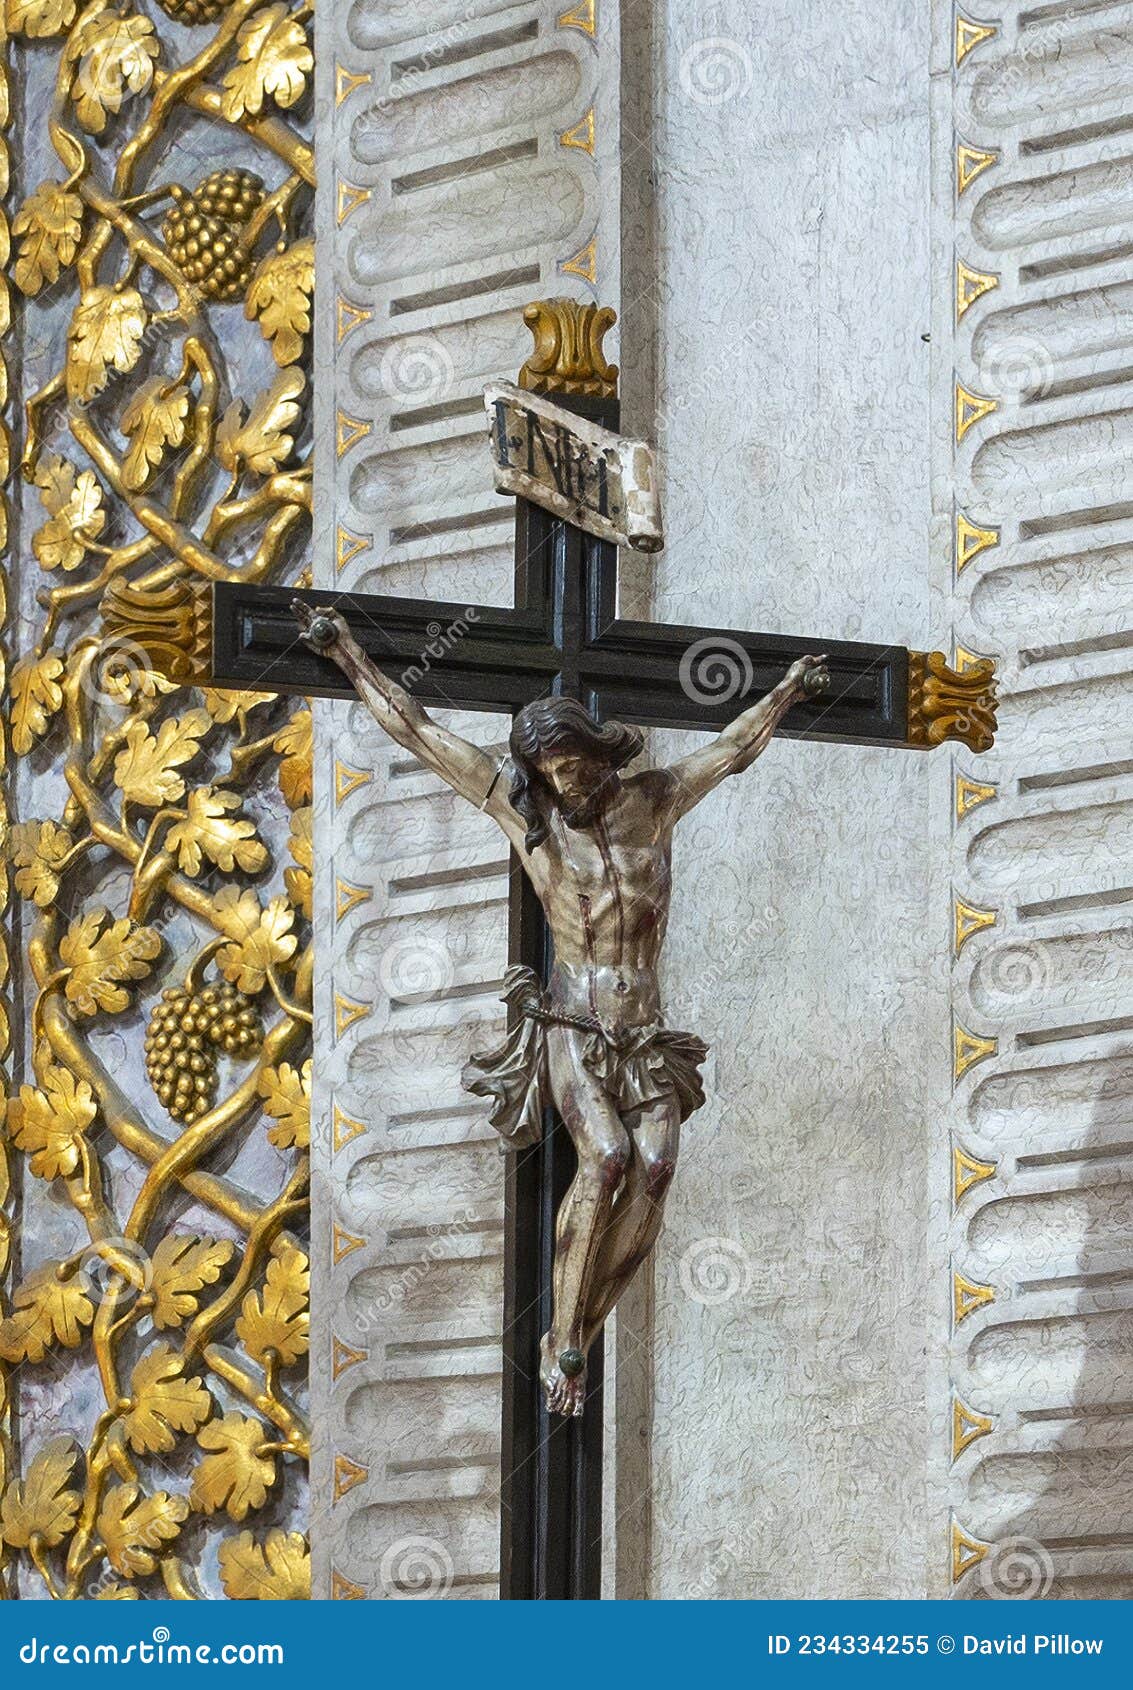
202 301 995 1602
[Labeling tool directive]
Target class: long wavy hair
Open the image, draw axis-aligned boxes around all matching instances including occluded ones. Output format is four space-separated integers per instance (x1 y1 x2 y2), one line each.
508 697 643 851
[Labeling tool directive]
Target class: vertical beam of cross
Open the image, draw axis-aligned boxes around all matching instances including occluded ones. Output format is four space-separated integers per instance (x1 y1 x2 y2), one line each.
500 397 620 1600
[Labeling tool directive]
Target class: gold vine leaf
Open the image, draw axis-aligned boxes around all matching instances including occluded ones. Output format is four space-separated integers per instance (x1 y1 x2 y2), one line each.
67 285 148 401
216 368 304 477
120 377 190 491
150 1234 236 1331
245 238 314 367
0 1438 82 1551
7 0 78 36
236 1242 309 1366
97 1484 189 1579
221 4 313 122
258 1059 310 1150
10 819 74 907
8 1065 97 1180
113 706 211 808
32 456 107 572
219 1529 310 1600
121 1344 213 1455
284 806 311 918
58 908 162 1017
13 181 84 295
273 707 311 807
164 787 269 877
10 652 65 755
95 1584 140 1599
69 8 160 135
215 888 297 994
191 1413 277 1521
0 1263 95 1363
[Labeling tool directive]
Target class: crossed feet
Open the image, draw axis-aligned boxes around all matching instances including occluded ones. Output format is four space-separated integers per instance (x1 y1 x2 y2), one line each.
539 1332 588 1417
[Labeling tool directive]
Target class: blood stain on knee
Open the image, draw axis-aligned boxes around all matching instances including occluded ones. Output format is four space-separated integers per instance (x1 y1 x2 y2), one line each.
645 1156 676 1199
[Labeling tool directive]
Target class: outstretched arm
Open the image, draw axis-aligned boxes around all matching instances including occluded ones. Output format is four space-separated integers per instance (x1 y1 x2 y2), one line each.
663 654 828 822
294 604 524 843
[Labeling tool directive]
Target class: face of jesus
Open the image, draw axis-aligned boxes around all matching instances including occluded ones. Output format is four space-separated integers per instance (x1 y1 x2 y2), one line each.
537 751 614 828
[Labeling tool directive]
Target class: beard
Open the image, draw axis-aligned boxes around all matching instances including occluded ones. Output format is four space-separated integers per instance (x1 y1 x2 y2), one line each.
557 787 607 830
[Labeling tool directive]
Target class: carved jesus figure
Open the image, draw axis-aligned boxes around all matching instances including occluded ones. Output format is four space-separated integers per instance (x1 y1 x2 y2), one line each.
295 602 826 1416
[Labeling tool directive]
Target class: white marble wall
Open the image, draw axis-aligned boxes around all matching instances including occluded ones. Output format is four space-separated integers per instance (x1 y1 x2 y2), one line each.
629 0 942 1600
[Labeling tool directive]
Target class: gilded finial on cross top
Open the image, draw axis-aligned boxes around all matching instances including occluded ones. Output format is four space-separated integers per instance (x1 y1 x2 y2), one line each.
518 298 619 399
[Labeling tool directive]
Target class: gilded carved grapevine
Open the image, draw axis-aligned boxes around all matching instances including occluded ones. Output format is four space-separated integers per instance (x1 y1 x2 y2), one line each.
2 0 314 1600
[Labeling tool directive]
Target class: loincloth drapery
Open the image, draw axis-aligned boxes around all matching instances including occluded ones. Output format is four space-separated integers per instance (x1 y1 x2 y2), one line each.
461 964 709 1150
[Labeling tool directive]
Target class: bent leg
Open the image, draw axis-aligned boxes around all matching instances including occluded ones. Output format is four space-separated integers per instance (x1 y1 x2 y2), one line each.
582 1094 680 1350
541 1028 630 1416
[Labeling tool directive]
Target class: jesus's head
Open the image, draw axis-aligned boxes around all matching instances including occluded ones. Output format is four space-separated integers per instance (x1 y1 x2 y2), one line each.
508 697 643 850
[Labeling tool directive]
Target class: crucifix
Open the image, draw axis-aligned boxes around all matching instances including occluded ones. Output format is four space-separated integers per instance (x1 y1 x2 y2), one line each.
105 298 998 1601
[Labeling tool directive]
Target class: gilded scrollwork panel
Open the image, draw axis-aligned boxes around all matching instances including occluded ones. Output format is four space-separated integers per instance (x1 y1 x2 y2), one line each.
1 0 313 1601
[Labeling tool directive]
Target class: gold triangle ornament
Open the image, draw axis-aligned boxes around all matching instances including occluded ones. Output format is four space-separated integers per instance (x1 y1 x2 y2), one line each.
559 108 595 155
955 772 997 821
956 16 997 65
335 64 373 105
560 235 597 286
334 1454 369 1500
954 896 997 954
336 179 371 226
952 1519 989 1582
332 1224 366 1264
954 1021 998 1081
956 382 998 443
952 1397 994 1459
333 1336 369 1381
957 143 998 195
334 996 370 1041
334 761 372 805
335 877 371 922
953 1269 995 1326
332 1099 368 1151
331 1569 367 1600
558 0 596 35
956 259 998 320
336 527 371 574
956 512 999 573
336 411 372 458
337 297 373 343
953 1145 997 1204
